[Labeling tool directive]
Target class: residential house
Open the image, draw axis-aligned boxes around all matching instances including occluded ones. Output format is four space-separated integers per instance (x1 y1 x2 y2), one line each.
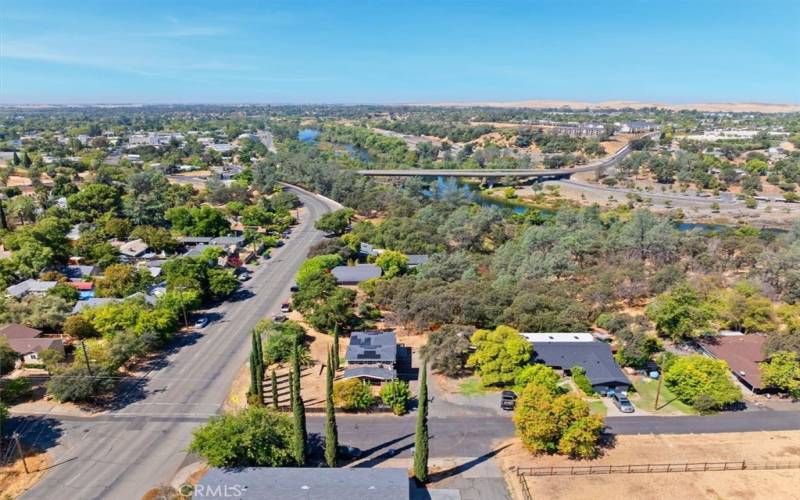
6 279 57 299
71 297 120 314
523 333 630 394
698 332 767 393
62 264 100 280
358 242 429 268
197 467 409 500
118 239 149 259
619 121 659 134
177 236 213 247
550 123 607 138
343 330 398 383
68 281 95 300
0 324 65 365
331 264 383 285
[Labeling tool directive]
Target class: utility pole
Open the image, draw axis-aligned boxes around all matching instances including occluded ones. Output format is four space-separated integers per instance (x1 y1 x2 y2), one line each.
654 373 663 411
80 341 93 376
12 433 29 474
176 286 189 326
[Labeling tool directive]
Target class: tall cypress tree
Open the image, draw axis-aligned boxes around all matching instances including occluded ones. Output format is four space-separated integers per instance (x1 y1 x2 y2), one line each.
271 369 279 408
12 152 20 166
291 340 307 465
325 348 338 467
414 361 429 483
248 349 258 401
332 325 340 371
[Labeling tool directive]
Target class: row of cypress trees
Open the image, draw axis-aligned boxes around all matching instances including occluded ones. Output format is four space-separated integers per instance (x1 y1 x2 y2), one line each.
248 326 429 481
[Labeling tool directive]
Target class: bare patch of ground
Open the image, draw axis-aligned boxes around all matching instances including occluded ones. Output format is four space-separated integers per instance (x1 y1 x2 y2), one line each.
0 450 51 499
498 431 800 500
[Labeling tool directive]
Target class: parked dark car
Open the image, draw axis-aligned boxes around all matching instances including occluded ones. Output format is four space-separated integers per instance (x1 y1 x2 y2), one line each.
290 284 299 293
280 302 291 313
610 392 635 413
272 314 287 323
501 390 517 411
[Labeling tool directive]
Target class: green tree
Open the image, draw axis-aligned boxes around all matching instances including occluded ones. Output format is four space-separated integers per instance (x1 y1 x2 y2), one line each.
514 364 561 393
47 366 115 402
663 355 742 411
315 208 354 236
375 250 409 278
271 369 279 408
291 340 307 465
513 384 603 458
208 268 239 299
188 407 296 467
414 361 429 483
421 325 473 377
761 351 800 399
646 284 716 341
325 348 338 467
332 324 340 371
63 315 99 340
0 337 18 375
466 325 532 387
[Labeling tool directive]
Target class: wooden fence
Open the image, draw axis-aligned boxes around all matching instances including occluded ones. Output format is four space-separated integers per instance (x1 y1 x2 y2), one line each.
516 460 800 477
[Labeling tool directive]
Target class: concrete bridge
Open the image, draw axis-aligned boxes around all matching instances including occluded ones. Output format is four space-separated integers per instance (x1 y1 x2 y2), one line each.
356 132 657 180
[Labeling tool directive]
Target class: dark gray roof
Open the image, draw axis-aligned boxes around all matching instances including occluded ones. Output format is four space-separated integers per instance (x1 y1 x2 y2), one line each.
62 264 98 279
346 331 397 364
531 340 630 387
406 254 429 266
332 264 382 284
71 297 120 314
6 279 57 299
178 236 213 244
185 244 210 258
210 236 245 246
342 366 397 381
198 467 409 500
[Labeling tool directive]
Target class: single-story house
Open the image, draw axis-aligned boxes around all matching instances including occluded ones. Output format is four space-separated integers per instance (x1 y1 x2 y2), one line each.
523 332 630 394
71 297 120 314
197 467 409 500
619 121 658 134
62 264 100 280
118 239 149 259
343 330 398 382
177 236 213 247
6 279 57 299
332 264 382 285
698 333 767 392
210 236 245 249
0 324 64 365
406 254 429 267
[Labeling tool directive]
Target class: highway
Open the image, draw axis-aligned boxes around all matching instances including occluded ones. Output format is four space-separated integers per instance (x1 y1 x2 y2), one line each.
12 186 339 500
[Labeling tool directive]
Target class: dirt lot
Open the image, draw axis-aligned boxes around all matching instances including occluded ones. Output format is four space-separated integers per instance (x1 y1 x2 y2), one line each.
498 431 800 500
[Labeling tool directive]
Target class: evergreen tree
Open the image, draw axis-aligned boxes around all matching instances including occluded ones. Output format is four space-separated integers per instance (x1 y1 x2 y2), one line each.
21 152 31 168
248 350 259 401
291 340 307 465
414 361 429 483
12 152 20 166
324 348 338 467
271 369 279 408
332 324 340 371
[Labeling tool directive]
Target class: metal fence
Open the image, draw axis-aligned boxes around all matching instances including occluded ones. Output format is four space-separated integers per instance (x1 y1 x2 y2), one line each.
516 460 800 477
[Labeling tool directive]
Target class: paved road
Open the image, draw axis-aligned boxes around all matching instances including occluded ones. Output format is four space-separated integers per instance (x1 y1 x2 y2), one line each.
12 186 338 500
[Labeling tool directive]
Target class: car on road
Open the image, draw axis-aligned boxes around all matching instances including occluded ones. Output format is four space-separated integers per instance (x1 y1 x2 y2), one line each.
501 390 517 411
280 302 292 313
194 317 209 328
281 230 291 238
610 392 635 413
290 284 299 293
237 272 251 282
272 314 287 323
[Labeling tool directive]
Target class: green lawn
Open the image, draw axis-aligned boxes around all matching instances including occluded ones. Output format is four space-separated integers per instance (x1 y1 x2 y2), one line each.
459 376 489 396
588 399 607 416
633 378 695 415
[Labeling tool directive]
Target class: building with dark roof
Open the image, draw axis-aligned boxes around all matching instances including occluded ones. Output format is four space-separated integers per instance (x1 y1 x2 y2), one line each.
197 467 409 500
698 333 767 392
523 333 630 394
5 279 58 299
343 330 397 382
0 323 64 365
331 264 382 285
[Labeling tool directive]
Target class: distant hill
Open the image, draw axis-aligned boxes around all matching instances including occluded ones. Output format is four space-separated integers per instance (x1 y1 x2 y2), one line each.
425 99 800 113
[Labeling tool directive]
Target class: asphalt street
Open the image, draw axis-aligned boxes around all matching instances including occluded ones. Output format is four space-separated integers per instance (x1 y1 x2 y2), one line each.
11 186 339 500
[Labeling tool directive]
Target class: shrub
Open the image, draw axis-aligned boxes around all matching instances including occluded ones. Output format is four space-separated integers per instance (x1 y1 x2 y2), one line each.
261 321 306 365
47 366 115 402
334 379 375 411
571 366 595 395
663 355 742 410
380 379 412 415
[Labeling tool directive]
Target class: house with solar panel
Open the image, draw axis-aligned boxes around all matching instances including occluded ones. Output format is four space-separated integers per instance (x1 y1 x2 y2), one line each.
342 330 398 383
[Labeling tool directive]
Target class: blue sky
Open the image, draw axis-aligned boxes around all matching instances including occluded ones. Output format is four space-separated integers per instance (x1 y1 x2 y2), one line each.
1 0 798 104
